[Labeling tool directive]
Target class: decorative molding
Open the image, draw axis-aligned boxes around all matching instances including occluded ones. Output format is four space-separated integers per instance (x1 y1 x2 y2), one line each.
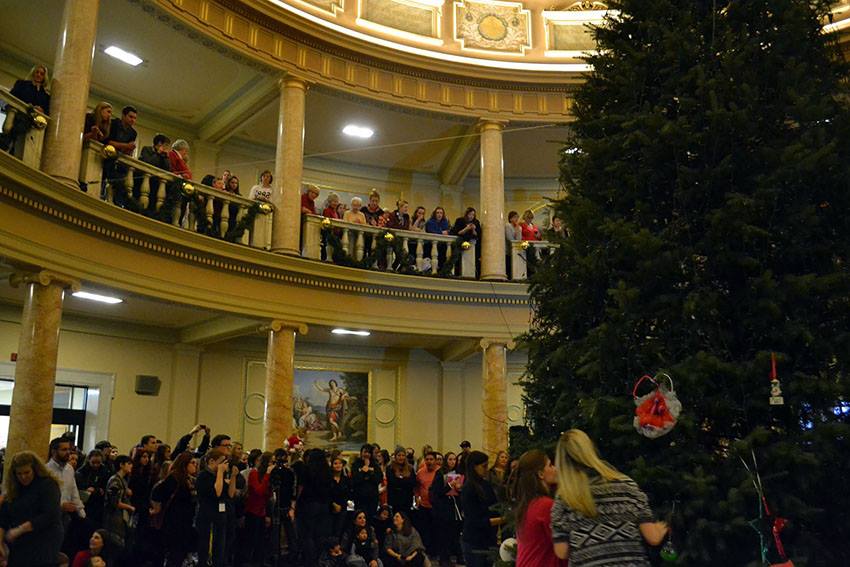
358 0 441 40
454 0 532 54
144 0 577 121
0 157 530 311
8 270 81 292
266 320 310 334
293 0 345 16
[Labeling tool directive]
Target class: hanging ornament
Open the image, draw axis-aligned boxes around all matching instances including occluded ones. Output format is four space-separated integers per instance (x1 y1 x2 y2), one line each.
632 373 682 438
769 352 784 406
740 450 794 567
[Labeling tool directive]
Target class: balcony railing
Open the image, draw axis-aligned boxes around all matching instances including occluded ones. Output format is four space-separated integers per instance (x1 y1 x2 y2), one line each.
509 240 559 280
79 141 273 250
302 215 478 278
0 88 48 169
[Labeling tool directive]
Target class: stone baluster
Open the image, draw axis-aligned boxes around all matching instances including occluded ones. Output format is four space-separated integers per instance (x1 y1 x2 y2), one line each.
204 196 214 232
341 228 350 256
402 237 410 268
355 230 365 261
221 200 231 237
385 240 394 271
416 239 424 271
140 173 151 209
153 177 166 211
429 238 438 270
171 197 182 227
445 242 453 274
124 165 134 202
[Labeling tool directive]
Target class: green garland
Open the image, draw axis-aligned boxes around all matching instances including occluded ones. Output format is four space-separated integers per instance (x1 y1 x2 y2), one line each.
225 202 262 243
322 227 417 274
321 227 469 277
113 178 182 224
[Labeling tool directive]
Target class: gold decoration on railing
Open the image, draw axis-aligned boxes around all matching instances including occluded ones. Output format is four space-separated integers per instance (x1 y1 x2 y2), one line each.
258 203 273 214
31 114 47 129
321 217 332 228
384 232 395 242
181 182 195 196
101 144 118 159
461 241 472 250
521 240 530 250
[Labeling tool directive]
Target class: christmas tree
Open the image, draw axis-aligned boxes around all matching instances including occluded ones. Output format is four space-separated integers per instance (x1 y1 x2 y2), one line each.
520 0 850 564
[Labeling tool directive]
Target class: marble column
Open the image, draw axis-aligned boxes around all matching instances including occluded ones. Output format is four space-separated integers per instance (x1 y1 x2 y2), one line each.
478 119 508 280
6 271 78 465
41 0 100 185
263 320 308 451
271 76 308 255
480 338 510 460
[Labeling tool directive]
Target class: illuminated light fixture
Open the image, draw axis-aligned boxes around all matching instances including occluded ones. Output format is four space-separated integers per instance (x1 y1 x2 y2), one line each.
331 328 371 336
342 125 374 139
72 291 124 304
104 45 143 67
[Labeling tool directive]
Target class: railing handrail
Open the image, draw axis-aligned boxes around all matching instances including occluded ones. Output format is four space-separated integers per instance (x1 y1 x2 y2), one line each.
0 87 49 119
84 140 261 208
305 214 459 242
510 239 559 249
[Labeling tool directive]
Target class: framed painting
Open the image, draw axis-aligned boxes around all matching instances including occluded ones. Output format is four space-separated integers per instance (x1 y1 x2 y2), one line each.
293 368 369 452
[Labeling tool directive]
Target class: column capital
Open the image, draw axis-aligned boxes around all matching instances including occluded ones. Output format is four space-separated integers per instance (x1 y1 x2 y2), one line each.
263 320 309 335
9 270 80 292
480 337 516 351
477 118 509 132
280 75 310 91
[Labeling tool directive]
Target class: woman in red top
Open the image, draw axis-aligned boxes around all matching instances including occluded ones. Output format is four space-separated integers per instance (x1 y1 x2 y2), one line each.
245 452 273 564
520 209 542 241
513 449 565 567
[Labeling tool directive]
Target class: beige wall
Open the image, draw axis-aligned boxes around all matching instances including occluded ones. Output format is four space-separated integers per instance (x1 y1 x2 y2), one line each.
0 309 526 456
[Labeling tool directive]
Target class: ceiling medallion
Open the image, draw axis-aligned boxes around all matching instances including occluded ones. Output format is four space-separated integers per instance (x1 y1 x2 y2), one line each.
478 15 508 41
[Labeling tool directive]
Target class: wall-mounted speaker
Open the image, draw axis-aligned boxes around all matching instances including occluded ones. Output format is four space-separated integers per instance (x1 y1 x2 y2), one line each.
135 375 161 396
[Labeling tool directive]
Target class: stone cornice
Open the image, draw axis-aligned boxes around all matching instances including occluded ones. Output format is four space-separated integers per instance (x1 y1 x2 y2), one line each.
0 153 528 340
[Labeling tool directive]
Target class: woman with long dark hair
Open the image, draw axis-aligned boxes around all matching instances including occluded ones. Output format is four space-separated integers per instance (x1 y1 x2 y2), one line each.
387 448 416 516
0 451 63 566
71 528 113 567
296 448 333 565
384 511 426 567
550 430 668 566
429 451 464 567
511 450 564 567
330 456 352 537
461 451 503 567
244 451 273 564
352 444 381 516
150 451 198 567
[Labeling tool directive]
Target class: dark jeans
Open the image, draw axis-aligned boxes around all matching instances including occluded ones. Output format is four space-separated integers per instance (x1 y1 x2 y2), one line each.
413 507 433 553
462 541 493 567
385 552 425 567
197 513 228 567
243 513 267 564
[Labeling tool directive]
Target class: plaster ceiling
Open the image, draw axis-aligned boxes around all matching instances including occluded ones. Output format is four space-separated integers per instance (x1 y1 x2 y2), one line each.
0 0 569 179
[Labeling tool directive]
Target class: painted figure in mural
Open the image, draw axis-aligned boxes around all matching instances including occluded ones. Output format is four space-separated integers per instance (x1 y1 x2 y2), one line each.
294 396 321 431
314 379 356 441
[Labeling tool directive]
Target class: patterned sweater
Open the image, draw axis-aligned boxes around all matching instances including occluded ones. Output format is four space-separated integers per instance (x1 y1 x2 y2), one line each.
550 476 654 566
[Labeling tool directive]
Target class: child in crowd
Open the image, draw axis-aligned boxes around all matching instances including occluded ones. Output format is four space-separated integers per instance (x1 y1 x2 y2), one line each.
319 538 347 567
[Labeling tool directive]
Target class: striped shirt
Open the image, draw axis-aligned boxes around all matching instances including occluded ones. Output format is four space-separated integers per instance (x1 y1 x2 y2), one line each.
550 476 653 566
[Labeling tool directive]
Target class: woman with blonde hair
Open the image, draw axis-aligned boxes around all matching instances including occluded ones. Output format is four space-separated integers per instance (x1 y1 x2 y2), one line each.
550 429 668 565
83 102 112 142
0 450 63 566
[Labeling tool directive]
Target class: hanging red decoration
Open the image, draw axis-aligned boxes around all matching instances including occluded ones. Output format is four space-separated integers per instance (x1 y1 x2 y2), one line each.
769 352 784 406
633 373 682 438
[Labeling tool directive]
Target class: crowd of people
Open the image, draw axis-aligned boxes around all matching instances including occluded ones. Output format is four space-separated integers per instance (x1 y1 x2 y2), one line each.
2 65 565 268
0 426 668 567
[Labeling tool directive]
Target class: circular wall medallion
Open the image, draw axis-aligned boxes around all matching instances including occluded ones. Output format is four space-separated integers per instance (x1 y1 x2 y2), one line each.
373 398 397 425
478 15 508 41
507 404 523 423
244 392 266 423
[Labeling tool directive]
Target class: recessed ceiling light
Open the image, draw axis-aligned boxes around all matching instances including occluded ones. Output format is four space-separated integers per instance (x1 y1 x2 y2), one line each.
331 328 371 336
342 125 374 139
104 45 143 67
72 291 123 304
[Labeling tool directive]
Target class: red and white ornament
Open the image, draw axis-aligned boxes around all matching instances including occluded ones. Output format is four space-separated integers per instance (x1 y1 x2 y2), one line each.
633 373 682 439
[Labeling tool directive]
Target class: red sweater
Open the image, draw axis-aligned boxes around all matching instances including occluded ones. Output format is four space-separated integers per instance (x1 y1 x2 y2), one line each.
520 222 541 241
246 468 271 517
168 150 192 179
516 496 567 567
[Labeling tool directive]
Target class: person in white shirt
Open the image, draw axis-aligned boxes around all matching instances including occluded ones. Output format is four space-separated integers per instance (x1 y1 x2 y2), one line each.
47 437 87 521
249 170 273 202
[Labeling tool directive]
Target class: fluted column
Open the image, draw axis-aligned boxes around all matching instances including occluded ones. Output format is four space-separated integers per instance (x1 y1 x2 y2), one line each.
6 271 79 466
271 77 308 255
41 0 100 185
480 338 511 459
479 119 508 280
263 320 308 451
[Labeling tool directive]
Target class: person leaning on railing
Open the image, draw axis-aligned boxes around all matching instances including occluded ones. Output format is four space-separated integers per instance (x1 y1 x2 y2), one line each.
343 197 366 224
249 170 273 202
168 139 192 180
133 133 173 212
82 102 112 143
103 106 138 206
0 64 50 153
